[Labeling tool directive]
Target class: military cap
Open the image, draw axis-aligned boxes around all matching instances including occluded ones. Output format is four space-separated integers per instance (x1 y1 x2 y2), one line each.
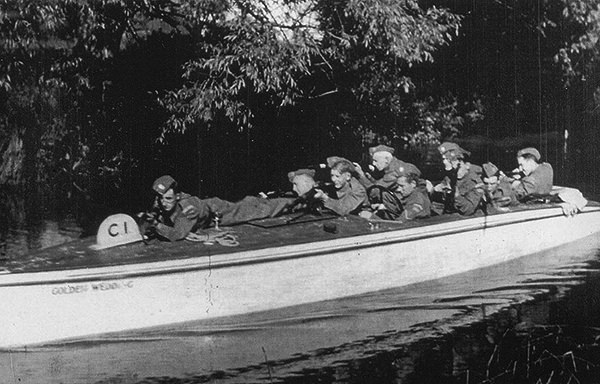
482 162 499 178
368 144 395 156
438 142 471 158
326 156 350 168
152 175 177 195
516 147 540 161
326 156 356 173
397 162 421 178
287 168 316 183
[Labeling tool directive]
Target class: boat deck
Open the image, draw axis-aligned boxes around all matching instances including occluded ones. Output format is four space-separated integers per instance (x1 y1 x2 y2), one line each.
0 202 593 275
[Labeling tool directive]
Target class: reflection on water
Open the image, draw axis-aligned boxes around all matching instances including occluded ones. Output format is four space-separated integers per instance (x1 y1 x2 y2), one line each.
0 187 83 259
2 224 600 383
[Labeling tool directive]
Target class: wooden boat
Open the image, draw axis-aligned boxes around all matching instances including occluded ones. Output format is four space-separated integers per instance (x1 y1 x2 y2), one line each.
1 200 600 348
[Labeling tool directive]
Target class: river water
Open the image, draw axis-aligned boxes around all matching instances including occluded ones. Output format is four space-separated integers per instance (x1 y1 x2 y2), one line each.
2 207 600 383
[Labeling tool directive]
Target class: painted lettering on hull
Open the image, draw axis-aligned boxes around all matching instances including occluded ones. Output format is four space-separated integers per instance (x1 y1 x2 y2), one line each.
51 281 134 295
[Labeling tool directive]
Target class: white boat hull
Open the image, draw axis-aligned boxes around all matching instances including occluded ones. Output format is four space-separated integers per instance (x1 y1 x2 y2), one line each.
2 206 600 348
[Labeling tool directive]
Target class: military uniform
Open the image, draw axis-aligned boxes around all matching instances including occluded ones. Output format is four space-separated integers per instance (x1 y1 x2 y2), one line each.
205 196 294 225
397 188 431 222
512 162 553 200
151 175 293 241
155 193 209 241
453 163 485 215
324 177 368 216
487 178 516 207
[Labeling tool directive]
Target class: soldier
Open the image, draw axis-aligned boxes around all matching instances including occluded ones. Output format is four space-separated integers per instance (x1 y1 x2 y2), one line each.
352 145 424 215
145 175 209 241
482 162 515 207
364 171 431 222
354 144 422 189
393 172 431 222
434 142 485 215
314 158 368 216
145 175 293 241
508 147 554 201
288 168 317 197
286 168 324 212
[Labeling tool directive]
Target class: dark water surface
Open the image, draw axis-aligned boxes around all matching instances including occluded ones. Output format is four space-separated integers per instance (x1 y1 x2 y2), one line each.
2 215 600 383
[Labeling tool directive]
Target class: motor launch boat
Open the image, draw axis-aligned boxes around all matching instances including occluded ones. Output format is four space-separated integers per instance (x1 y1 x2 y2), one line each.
1 198 600 348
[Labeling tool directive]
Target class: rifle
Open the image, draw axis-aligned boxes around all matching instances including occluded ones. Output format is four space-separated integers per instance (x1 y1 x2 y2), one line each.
136 198 161 240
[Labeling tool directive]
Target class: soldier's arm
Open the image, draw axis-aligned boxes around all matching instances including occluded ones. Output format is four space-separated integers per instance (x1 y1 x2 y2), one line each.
357 173 375 188
156 198 207 241
324 187 367 216
397 203 424 223
512 175 538 200
156 217 195 241
455 187 484 216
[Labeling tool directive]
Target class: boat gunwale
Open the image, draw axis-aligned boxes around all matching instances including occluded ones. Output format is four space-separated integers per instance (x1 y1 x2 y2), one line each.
1 205 598 287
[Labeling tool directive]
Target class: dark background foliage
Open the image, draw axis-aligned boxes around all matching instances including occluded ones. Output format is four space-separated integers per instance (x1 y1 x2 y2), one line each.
1 0 599 231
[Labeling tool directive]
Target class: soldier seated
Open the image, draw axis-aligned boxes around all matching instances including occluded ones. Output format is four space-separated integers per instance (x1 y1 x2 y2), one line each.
432 142 485 216
313 158 368 216
505 147 553 201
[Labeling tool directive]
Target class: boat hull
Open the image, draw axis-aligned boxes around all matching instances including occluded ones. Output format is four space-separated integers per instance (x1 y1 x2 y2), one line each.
2 206 600 348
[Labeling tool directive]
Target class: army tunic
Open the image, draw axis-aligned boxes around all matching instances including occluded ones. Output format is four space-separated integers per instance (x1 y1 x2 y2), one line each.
454 163 485 216
324 178 368 216
512 162 554 200
397 189 431 222
156 193 209 241
156 194 294 241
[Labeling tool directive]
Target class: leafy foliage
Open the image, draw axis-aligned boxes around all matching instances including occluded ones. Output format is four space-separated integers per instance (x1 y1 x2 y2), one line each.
551 0 600 84
160 0 462 140
0 0 174 191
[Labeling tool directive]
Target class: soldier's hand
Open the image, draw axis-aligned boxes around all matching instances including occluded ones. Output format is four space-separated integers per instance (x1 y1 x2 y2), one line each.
371 203 386 211
424 179 434 194
137 211 158 225
143 222 157 239
313 189 329 201
510 168 522 180
434 183 449 193
352 162 365 178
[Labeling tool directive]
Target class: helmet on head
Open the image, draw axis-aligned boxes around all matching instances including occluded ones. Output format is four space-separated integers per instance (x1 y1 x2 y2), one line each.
152 175 177 195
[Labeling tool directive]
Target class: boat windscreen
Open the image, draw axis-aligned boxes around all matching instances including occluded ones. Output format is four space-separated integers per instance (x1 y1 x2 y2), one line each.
248 213 338 228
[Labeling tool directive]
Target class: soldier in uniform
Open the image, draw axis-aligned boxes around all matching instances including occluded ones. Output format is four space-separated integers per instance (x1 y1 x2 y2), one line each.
314 158 368 216
365 170 431 222
482 162 515 207
352 145 425 217
146 175 293 241
288 168 316 197
393 172 431 222
354 144 422 189
434 142 485 215
507 147 553 201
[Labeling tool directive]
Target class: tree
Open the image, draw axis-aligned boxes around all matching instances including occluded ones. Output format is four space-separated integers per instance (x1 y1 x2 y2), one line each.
0 0 179 195
160 0 462 145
